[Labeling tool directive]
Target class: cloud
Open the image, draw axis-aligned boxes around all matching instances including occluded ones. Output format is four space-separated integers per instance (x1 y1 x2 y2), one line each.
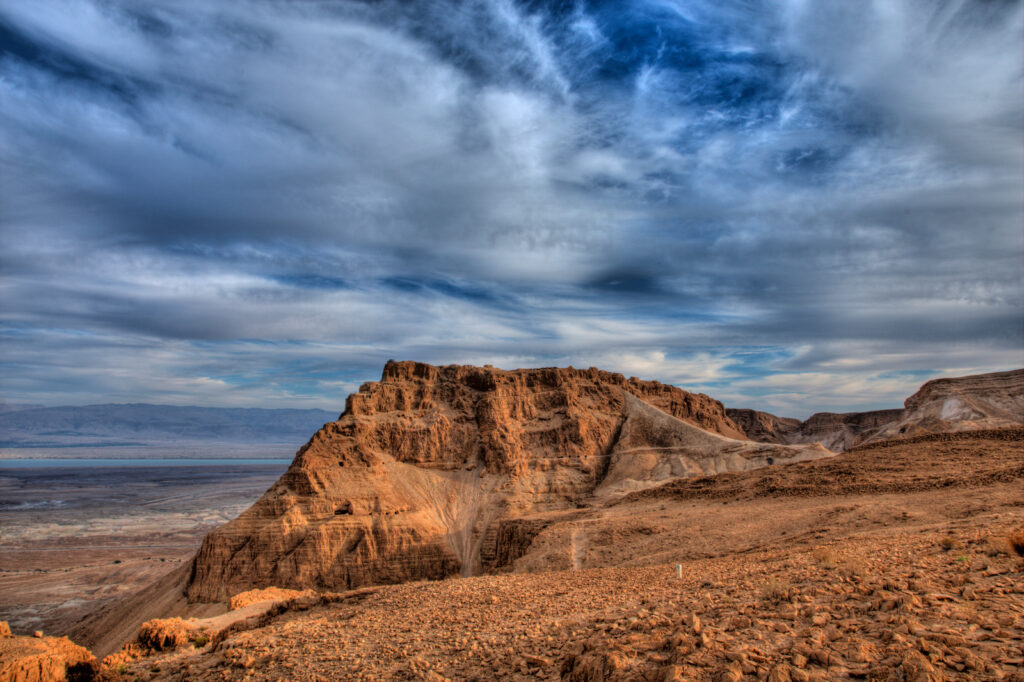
0 0 1020 413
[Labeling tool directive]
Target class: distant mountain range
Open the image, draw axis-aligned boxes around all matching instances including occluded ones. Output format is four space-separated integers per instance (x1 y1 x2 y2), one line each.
0 403 338 448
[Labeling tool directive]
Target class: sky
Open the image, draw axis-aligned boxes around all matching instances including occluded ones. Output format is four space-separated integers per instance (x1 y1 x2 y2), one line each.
0 0 1021 418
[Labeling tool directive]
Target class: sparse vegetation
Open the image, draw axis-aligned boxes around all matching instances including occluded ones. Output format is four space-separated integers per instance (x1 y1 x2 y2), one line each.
760 577 792 602
939 536 961 551
983 534 1011 557
837 558 867 579
811 547 839 569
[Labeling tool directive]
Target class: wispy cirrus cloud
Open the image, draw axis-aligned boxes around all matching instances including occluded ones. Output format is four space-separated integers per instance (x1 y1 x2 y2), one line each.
0 0 1020 416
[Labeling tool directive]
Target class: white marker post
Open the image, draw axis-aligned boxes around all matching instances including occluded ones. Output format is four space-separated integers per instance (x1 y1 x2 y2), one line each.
676 564 682 579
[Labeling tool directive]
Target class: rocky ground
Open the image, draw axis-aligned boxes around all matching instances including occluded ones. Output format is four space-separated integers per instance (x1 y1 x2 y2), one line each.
114 522 1023 681
107 431 1023 681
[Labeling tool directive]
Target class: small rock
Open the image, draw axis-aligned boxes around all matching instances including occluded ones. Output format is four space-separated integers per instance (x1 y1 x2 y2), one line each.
663 664 686 682
33 631 43 638
717 662 743 682
791 669 810 682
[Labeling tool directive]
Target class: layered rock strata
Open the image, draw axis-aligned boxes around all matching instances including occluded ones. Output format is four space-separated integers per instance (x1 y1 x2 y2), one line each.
186 362 830 601
729 368 1023 451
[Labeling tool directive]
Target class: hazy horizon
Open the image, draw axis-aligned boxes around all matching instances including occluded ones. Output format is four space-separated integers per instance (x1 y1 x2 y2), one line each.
1 0 1021 417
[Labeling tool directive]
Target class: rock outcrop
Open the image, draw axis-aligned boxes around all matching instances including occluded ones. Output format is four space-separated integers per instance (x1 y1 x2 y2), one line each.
185 362 830 602
730 368 1023 451
727 407 905 451
0 625 99 682
725 409 802 444
875 368 1024 441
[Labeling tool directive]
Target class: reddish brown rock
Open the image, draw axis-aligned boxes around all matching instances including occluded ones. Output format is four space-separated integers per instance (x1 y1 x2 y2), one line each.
185 362 829 602
726 409 802 444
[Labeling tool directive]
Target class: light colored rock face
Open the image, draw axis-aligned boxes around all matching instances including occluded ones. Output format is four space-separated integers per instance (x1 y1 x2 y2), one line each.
875 368 1024 441
186 362 829 602
729 368 1024 451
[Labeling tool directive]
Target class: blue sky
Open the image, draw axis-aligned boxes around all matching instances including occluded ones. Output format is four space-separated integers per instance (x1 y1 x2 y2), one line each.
0 0 1021 418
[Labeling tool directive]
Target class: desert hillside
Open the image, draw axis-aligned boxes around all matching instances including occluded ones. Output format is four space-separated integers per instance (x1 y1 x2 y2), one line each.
65 361 831 656
729 368 1024 451
94 429 1024 681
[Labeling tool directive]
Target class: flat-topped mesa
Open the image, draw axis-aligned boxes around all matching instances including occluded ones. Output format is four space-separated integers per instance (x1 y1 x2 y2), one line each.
186 362 826 602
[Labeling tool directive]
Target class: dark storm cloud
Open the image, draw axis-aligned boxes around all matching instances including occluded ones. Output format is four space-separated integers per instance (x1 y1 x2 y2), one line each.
0 0 1021 416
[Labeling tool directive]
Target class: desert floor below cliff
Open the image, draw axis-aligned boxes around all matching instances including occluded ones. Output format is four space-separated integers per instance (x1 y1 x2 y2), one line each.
117 431 1022 681
0 462 287 636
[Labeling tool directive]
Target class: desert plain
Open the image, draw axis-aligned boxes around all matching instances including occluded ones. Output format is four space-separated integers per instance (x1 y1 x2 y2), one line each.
0 461 288 638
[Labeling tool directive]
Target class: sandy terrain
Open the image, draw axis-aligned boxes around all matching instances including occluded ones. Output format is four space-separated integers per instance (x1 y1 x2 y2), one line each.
0 462 286 637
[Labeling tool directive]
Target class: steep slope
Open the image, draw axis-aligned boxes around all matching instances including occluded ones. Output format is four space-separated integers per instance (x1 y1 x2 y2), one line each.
725 408 802 444
184 362 829 602
729 368 1023 451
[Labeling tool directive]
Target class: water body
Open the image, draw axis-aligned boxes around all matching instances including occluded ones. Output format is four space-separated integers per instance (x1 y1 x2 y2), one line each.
0 458 292 469
0 461 290 515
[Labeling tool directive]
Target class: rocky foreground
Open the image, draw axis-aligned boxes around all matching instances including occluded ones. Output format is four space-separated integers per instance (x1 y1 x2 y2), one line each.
74 429 1024 681
110 523 1024 681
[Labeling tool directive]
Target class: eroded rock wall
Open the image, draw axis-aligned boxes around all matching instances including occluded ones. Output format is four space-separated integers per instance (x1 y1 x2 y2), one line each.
186 362 827 602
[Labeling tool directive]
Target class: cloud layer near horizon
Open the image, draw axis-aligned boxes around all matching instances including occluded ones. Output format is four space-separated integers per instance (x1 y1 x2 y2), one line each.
1 0 1021 417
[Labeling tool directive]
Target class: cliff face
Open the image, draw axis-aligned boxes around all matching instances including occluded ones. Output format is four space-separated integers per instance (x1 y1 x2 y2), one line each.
186 362 828 602
873 368 1024 442
730 369 1024 451
725 409 802 444
788 409 906 452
